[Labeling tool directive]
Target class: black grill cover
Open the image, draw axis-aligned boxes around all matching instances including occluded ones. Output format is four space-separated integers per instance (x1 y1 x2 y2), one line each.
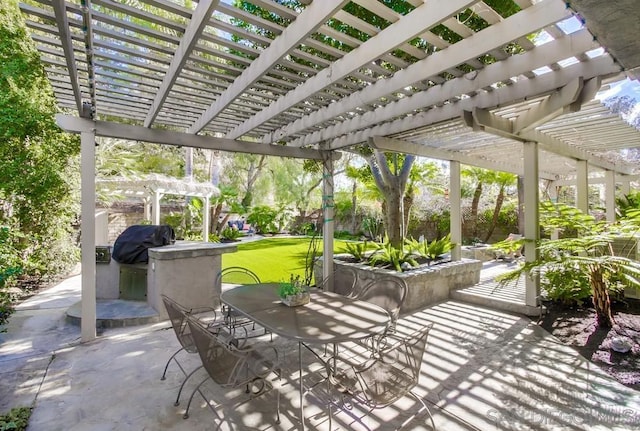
112 225 175 264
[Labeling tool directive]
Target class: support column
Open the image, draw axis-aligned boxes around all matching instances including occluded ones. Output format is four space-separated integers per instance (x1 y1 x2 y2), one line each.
523 142 540 309
143 198 151 221
203 196 211 242
620 178 631 196
81 130 97 342
450 160 462 261
548 181 560 240
604 170 616 223
576 160 589 214
322 152 335 288
152 190 161 225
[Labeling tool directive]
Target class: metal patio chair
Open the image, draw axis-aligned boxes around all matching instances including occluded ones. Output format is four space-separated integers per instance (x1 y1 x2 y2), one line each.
183 316 281 424
160 294 225 406
326 323 436 430
354 276 408 356
316 265 359 297
215 266 272 340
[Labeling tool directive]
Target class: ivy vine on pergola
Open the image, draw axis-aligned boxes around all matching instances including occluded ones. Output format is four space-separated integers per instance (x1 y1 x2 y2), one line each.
19 0 640 340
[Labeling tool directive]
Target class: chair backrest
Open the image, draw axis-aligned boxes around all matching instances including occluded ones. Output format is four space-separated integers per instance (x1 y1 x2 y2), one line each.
161 294 196 352
186 316 275 388
216 266 261 288
317 266 359 297
356 276 407 327
389 323 433 381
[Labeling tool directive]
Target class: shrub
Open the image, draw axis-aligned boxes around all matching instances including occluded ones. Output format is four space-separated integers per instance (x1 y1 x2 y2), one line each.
541 263 591 306
220 226 241 241
0 407 31 431
247 206 278 234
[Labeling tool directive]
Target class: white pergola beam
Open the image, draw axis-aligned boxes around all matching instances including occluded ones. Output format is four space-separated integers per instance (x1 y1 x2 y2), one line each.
450 160 462 261
267 0 570 144
327 56 619 154
512 77 584 134
144 0 219 127
56 115 337 161
370 136 558 180
232 0 476 141
576 160 589 213
188 0 349 134
296 28 600 149
51 0 83 113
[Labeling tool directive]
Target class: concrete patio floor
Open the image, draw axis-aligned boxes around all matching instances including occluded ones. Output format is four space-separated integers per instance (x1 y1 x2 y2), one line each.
1 269 640 430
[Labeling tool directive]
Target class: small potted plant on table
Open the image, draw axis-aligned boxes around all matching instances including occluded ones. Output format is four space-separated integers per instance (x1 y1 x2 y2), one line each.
278 275 310 307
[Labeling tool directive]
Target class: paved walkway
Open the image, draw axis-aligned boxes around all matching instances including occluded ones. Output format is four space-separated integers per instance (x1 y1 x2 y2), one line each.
1 269 640 430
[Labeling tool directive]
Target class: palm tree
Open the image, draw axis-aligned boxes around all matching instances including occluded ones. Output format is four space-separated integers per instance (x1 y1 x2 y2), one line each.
484 171 517 242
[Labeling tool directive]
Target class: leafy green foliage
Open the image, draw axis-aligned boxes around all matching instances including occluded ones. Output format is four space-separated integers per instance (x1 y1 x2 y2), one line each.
498 203 640 327
539 262 591 306
246 206 278 234
278 274 306 298
0 407 31 431
0 1 79 311
220 226 241 241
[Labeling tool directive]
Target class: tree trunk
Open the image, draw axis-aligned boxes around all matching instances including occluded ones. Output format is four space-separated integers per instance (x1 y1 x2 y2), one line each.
351 180 357 235
470 182 482 237
484 186 505 242
385 189 403 247
590 265 614 328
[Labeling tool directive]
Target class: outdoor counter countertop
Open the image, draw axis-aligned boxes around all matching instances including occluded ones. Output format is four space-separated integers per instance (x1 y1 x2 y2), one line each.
148 240 237 260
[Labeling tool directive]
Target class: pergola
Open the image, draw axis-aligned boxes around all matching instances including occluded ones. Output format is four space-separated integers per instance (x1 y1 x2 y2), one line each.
19 0 640 341
97 174 220 240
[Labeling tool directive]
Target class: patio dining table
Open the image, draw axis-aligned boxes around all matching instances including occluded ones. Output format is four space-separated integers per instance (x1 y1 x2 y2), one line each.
221 283 390 430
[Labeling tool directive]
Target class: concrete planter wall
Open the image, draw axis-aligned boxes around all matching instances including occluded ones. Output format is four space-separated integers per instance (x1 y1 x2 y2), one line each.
316 256 482 314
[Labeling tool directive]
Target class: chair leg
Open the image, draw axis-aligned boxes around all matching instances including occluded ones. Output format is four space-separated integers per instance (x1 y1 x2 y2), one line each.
408 391 436 430
161 347 185 380
275 369 281 424
175 364 204 406
183 376 210 419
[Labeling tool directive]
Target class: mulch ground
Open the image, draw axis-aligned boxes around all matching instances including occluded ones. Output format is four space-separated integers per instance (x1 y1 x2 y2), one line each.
537 298 640 390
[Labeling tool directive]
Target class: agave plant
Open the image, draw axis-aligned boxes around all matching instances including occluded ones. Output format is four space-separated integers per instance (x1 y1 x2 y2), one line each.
369 240 417 272
342 240 369 262
405 234 453 261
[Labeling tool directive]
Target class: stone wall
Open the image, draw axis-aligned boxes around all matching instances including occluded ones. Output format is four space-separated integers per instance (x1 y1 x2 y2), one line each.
315 256 482 314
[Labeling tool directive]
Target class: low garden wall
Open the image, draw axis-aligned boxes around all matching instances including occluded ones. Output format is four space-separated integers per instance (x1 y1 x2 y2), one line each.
316 256 482 314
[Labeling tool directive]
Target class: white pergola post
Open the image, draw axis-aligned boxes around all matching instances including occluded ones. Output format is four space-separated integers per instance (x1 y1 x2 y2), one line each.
203 195 211 242
576 160 589 214
548 181 560 239
620 179 631 196
322 152 335 288
449 160 462 261
143 198 151 221
605 170 616 223
523 142 540 308
81 130 96 342
151 190 162 225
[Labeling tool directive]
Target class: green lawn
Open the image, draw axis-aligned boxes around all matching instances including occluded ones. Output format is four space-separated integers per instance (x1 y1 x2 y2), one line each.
221 236 349 283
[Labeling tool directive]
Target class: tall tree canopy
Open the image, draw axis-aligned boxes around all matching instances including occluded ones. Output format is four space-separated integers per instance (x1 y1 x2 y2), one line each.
0 0 79 277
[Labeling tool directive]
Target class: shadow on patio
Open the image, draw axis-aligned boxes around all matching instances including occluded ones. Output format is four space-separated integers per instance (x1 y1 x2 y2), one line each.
2 272 640 430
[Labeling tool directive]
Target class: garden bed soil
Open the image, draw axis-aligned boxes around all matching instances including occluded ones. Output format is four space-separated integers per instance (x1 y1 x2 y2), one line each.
538 299 640 390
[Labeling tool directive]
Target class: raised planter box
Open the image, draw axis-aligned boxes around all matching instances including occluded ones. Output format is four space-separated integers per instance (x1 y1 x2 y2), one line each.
316 256 482 314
